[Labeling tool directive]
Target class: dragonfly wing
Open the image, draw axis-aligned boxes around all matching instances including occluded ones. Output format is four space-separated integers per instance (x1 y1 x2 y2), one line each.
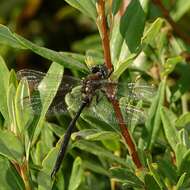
17 69 81 91
17 69 81 115
124 105 146 124
89 96 146 126
101 81 156 101
127 83 156 101
98 79 156 101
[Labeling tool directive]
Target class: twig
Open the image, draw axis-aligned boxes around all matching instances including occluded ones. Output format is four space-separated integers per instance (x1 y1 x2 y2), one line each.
152 0 190 45
96 0 142 169
109 97 143 168
96 0 113 71
20 160 32 190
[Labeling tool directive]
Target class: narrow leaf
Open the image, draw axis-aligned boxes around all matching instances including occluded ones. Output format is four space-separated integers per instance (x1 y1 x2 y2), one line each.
161 56 183 77
15 79 31 135
144 174 161 190
65 0 97 20
0 55 9 121
142 18 164 45
160 106 180 152
0 129 24 164
112 0 122 15
0 24 88 72
176 112 190 128
147 162 167 189
68 157 83 190
31 63 64 144
145 79 165 149
73 140 128 167
7 84 17 133
171 0 190 21
110 167 144 188
120 0 145 52
176 172 186 190
0 156 24 190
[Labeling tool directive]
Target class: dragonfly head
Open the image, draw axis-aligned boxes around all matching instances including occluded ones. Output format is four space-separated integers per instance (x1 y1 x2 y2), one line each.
91 64 109 79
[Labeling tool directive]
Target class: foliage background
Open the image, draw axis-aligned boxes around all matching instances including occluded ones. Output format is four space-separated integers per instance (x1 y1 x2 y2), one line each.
0 0 190 189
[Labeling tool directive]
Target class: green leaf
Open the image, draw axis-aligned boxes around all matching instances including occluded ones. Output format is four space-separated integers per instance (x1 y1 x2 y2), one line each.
176 172 186 190
37 148 58 190
102 138 120 151
112 53 137 80
0 25 26 49
0 24 88 72
53 174 65 190
0 129 24 164
175 143 188 169
34 125 54 165
83 159 109 176
120 0 145 52
65 0 97 20
145 80 166 149
72 129 119 141
160 107 180 152
73 140 128 167
72 129 120 151
179 129 190 148
0 55 9 121
85 49 104 67
142 18 164 45
0 155 24 190
68 157 83 190
176 113 190 128
9 70 18 89
112 0 122 15
7 84 17 132
178 149 190 176
15 79 31 135
30 62 64 144
110 0 146 78
110 167 144 188
147 162 167 189
144 174 161 190
171 0 190 21
157 160 178 184
110 16 130 66
161 56 183 77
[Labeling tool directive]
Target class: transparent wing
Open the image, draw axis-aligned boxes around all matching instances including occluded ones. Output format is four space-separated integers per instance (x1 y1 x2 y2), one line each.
17 69 82 115
88 79 155 126
87 96 146 126
100 80 156 102
17 69 81 91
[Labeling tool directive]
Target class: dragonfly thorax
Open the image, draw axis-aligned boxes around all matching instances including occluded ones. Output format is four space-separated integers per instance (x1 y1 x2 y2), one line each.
81 65 109 104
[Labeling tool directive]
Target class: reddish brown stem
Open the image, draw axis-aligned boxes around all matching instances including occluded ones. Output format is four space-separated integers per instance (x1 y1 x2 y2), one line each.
119 0 130 16
20 161 32 190
109 97 142 168
153 0 190 45
96 0 142 169
96 0 113 71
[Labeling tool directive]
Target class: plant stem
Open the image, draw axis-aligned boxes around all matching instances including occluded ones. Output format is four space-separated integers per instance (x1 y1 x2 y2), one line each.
96 0 142 169
20 161 32 190
109 97 142 169
96 0 113 71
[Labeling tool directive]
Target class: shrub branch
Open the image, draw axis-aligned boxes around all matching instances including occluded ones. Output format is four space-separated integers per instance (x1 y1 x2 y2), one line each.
96 0 142 169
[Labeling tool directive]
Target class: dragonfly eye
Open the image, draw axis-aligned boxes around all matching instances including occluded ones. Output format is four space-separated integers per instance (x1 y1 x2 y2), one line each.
91 65 108 78
91 65 100 73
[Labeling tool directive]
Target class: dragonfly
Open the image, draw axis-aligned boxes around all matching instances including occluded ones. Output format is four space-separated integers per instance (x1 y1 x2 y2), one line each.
16 65 155 178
